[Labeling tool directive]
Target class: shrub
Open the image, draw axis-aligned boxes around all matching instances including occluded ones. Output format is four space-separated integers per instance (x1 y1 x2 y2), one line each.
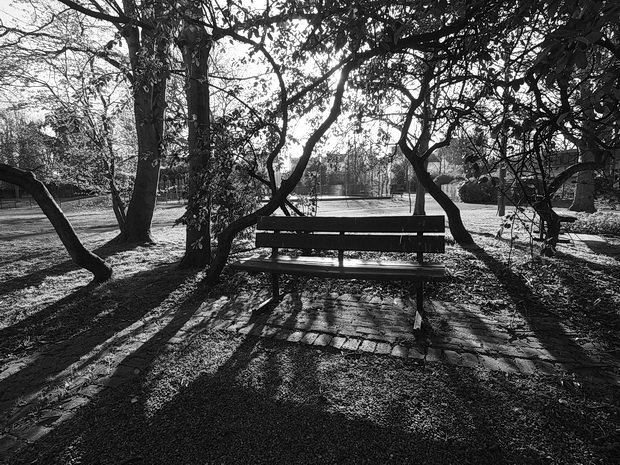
571 212 620 237
458 179 497 204
434 173 455 186
595 175 620 209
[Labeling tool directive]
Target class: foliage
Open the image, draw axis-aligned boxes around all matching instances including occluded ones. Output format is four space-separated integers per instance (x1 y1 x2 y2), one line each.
434 174 455 186
390 152 417 192
0 114 50 170
3 0 620 260
571 212 620 237
292 171 319 217
594 174 620 209
509 176 546 205
458 180 497 204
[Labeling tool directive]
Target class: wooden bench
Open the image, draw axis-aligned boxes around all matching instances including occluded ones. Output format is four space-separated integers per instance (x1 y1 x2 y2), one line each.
390 186 405 198
229 215 447 329
537 214 577 242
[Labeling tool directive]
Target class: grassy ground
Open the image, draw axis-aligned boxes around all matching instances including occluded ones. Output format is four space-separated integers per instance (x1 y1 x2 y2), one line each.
1 197 620 464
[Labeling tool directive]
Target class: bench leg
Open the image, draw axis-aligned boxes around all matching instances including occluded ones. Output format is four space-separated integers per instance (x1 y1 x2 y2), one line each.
271 273 280 302
252 273 281 316
413 282 424 331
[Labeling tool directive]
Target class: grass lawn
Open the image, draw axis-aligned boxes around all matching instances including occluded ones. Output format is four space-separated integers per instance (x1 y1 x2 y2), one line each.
1 197 619 464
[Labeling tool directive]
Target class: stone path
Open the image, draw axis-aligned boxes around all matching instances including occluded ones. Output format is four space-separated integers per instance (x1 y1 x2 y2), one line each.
567 232 620 260
1 233 620 461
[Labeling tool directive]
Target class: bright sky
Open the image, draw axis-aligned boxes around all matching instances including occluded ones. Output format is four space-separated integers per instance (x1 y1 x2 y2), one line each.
0 1 24 26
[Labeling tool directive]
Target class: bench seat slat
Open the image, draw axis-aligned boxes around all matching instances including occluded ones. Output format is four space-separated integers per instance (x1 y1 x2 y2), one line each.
256 233 445 253
230 255 448 282
257 215 445 233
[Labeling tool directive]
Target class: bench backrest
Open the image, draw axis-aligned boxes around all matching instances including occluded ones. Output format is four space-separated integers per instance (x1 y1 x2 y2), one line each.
256 215 445 264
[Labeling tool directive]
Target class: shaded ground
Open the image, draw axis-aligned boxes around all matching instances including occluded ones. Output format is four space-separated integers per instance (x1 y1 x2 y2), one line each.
1 198 620 464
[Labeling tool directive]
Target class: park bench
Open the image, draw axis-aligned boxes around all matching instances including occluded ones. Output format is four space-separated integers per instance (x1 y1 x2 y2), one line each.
229 215 447 329
537 214 577 242
390 185 405 198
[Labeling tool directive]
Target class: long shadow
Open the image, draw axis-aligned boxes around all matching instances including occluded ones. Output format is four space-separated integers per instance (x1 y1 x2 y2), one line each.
467 246 608 373
551 249 620 350
7 329 614 464
0 262 199 424
0 240 156 297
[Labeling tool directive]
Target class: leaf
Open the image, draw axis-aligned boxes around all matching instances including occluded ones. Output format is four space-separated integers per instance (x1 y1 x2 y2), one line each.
478 50 493 61
574 51 588 70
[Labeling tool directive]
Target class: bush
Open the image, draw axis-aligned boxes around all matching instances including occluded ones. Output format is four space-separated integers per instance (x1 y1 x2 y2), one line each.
571 212 620 237
595 175 620 209
434 174 455 186
458 179 497 204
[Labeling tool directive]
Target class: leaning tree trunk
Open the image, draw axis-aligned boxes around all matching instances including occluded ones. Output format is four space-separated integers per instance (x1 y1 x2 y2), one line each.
205 63 354 284
401 146 475 247
0 164 113 283
179 15 212 269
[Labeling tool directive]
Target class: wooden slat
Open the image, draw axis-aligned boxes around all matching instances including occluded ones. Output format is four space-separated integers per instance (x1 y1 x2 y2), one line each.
256 233 445 253
257 215 445 233
230 255 447 282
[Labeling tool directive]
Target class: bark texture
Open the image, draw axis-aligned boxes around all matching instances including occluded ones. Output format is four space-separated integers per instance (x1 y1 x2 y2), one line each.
0 164 113 283
179 16 212 269
569 146 597 213
401 146 475 247
115 0 169 244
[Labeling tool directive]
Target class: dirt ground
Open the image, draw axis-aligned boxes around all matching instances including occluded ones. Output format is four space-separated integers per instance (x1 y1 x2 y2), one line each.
1 197 620 464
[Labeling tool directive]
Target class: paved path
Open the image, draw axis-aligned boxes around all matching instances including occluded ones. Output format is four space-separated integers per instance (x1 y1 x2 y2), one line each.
1 234 619 461
197 291 620 381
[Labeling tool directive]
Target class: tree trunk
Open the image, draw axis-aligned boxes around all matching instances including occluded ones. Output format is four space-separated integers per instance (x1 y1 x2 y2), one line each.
414 159 428 215
0 164 113 283
205 63 354 283
179 17 212 269
115 0 168 244
110 177 127 233
569 146 597 213
533 197 561 256
413 86 434 215
401 147 475 246
118 84 166 243
497 163 506 216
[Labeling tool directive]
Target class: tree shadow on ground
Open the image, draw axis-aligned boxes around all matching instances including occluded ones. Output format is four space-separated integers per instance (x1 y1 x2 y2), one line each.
0 262 202 427
551 249 620 350
466 246 608 373
0 239 150 297
7 329 618 464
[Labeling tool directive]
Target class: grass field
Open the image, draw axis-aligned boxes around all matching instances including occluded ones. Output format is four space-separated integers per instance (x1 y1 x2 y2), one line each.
1 197 620 464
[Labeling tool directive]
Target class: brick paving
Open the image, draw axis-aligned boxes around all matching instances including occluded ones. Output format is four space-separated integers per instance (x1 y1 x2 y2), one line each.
1 234 620 460
193 292 620 383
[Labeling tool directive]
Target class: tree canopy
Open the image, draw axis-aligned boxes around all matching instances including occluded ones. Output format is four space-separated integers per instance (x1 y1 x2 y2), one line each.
1 0 618 279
